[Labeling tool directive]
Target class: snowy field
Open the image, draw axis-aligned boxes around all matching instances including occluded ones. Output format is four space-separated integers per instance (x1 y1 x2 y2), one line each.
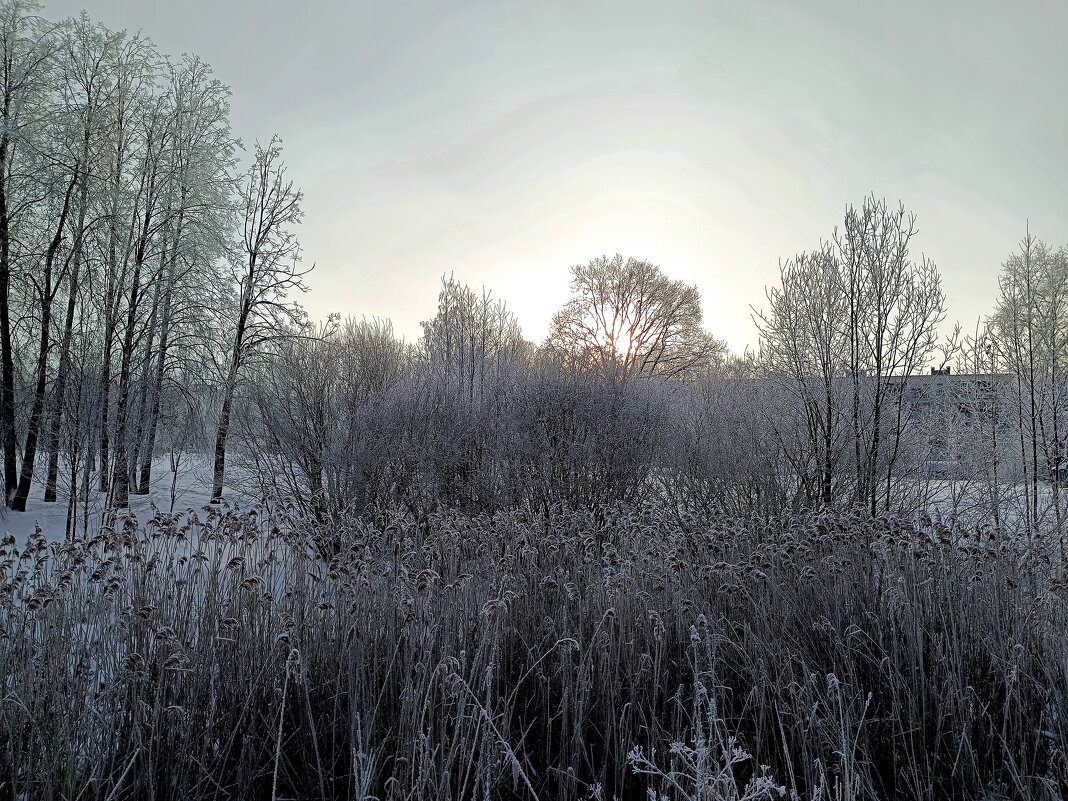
0 453 257 546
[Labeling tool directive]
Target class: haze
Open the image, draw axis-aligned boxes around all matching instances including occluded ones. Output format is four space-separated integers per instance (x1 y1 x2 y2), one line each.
51 0 1068 353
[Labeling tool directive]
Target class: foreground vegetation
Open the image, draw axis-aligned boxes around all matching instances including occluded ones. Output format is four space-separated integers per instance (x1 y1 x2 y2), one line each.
2 504 1066 800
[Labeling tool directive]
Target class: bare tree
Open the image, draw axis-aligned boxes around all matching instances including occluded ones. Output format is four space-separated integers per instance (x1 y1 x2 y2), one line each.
544 254 724 380
991 231 1068 540
211 136 306 502
9 158 77 511
0 0 57 504
92 29 156 495
132 55 235 496
41 14 119 503
837 197 945 514
420 274 527 405
239 316 411 526
756 197 946 514
107 90 174 509
756 244 849 507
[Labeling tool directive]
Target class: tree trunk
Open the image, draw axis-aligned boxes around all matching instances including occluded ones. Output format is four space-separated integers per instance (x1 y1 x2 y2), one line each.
96 324 115 490
0 112 16 504
821 379 833 506
137 280 173 495
868 382 883 517
9 287 51 512
109 247 148 510
849 265 864 511
211 363 239 503
133 223 179 495
96 269 127 493
44 126 92 502
128 273 163 493
43 161 89 501
1024 236 1040 528
97 126 130 493
212 271 252 503
11 175 76 511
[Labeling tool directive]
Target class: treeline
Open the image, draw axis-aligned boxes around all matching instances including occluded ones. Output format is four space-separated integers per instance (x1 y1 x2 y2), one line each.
5 1 1068 547
0 1 305 529
235 212 1068 556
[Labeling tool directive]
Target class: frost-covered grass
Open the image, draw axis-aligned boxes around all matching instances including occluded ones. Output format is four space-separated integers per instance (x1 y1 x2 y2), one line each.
2 504 1066 800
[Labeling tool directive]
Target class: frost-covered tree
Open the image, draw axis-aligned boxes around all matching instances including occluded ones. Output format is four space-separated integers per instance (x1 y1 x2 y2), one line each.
757 244 849 507
990 232 1068 537
0 0 62 505
420 274 527 405
545 254 724 380
756 197 946 513
211 136 306 503
40 14 122 504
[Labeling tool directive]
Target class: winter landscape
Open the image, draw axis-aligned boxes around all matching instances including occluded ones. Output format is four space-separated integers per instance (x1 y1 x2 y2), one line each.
2 1 1068 799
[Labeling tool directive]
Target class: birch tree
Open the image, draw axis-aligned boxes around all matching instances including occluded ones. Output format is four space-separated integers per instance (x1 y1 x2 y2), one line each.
757 197 946 514
211 136 306 502
991 232 1068 539
41 15 119 503
0 0 57 504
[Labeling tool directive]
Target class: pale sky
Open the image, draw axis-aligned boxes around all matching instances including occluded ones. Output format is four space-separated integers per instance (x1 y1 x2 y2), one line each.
51 0 1068 353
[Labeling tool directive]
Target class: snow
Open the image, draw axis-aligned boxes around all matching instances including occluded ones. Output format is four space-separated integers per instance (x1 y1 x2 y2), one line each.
0 453 255 546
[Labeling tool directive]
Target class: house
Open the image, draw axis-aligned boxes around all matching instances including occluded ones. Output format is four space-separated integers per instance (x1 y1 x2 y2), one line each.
889 368 1014 477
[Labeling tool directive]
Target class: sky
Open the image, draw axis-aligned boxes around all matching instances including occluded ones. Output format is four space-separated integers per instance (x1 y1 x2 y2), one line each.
48 0 1068 354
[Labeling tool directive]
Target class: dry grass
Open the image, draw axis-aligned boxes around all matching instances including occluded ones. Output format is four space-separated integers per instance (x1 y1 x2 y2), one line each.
2 504 1066 800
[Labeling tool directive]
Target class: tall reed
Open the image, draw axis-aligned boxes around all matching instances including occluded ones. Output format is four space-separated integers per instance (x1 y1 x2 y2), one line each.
1 504 1065 799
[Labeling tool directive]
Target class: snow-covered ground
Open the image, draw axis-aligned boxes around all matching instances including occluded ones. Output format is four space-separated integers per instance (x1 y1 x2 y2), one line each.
5 452 1064 554
0 453 257 546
